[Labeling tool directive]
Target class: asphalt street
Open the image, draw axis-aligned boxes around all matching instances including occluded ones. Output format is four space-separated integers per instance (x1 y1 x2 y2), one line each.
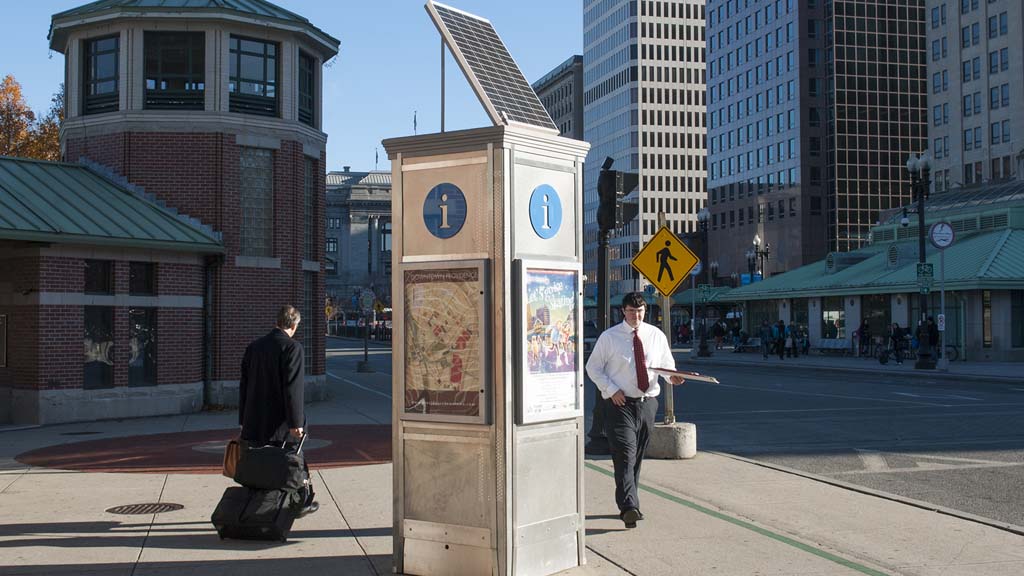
327 338 1024 531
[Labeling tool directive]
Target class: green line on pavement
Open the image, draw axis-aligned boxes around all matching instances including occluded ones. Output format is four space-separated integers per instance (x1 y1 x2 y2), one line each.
585 462 890 576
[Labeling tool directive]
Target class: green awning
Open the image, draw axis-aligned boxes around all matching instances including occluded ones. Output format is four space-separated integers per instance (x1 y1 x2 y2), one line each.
0 156 223 254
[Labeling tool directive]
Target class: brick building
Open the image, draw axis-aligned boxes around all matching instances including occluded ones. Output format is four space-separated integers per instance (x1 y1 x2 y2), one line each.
0 0 339 424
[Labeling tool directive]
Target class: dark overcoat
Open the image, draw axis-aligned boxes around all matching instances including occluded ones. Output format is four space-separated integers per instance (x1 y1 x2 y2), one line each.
239 328 305 444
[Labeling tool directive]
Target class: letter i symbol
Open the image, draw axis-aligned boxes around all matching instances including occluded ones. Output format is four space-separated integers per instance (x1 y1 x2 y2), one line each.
541 194 551 229
440 193 450 229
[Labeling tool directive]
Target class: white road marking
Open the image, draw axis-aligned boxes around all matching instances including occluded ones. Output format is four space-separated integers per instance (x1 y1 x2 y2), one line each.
854 449 890 472
327 371 392 399
840 449 1022 476
892 392 981 401
712 383 950 407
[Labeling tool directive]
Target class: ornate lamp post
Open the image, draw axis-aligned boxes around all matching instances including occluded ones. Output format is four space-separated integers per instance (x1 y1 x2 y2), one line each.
696 208 712 357
730 271 739 287
745 247 756 284
907 152 936 370
709 260 719 286
752 234 771 280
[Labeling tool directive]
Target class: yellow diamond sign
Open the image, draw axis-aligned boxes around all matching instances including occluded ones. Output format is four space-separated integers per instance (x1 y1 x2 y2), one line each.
631 226 699 297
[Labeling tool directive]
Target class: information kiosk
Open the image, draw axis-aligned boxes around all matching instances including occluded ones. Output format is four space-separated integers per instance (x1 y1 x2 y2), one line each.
382 3 590 574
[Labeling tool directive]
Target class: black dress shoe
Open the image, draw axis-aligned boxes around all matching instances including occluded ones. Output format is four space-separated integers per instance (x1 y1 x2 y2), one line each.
637 510 644 521
620 508 640 529
295 501 319 518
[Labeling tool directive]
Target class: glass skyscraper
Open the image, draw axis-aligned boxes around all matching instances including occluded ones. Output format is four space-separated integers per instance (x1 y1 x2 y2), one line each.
706 0 927 278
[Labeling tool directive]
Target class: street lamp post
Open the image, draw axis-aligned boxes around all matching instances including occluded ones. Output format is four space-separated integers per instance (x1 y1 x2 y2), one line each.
696 208 711 357
907 152 936 370
752 234 771 281
745 247 756 284
357 215 377 373
709 260 719 286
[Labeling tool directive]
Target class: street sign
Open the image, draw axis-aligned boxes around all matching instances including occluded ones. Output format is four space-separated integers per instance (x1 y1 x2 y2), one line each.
916 262 934 290
697 283 712 302
631 226 699 297
325 305 334 319
644 284 655 296
359 289 375 313
929 222 955 250
690 261 703 277
937 313 946 332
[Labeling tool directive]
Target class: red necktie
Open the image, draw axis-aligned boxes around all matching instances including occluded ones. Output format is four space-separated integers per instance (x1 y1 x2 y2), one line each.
633 329 649 392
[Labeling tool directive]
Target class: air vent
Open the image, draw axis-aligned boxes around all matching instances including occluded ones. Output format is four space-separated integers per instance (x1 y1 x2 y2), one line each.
887 245 899 267
825 253 836 272
875 229 894 242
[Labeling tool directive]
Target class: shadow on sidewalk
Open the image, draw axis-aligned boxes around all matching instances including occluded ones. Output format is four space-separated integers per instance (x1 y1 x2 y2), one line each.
0 520 391 550
1 555 390 575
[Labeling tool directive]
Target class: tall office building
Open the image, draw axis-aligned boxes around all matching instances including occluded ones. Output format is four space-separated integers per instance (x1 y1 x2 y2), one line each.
927 0 1023 189
583 0 707 297
707 0 927 279
533 55 585 140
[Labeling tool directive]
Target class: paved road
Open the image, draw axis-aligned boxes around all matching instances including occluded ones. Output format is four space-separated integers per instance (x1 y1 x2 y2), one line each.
656 362 1024 529
327 338 1024 530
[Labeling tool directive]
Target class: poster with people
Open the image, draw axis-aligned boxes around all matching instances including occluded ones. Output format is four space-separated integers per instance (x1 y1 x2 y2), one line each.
519 264 581 424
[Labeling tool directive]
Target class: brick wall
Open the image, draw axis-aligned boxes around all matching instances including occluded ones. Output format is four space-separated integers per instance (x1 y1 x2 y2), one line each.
0 257 40 391
65 131 326 382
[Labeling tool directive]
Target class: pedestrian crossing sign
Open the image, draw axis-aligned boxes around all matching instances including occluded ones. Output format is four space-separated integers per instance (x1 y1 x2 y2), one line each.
631 226 699 297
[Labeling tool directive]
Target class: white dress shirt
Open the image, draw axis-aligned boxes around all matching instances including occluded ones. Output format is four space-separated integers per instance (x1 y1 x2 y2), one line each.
585 320 676 400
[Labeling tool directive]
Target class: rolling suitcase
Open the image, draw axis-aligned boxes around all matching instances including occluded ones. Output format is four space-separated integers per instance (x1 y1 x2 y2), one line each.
211 486 296 542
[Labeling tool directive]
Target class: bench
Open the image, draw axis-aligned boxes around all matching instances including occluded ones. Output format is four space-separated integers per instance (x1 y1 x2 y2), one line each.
816 338 850 355
735 337 762 352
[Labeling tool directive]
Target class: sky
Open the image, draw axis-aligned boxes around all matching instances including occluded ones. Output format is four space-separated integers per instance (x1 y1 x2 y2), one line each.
3 0 583 171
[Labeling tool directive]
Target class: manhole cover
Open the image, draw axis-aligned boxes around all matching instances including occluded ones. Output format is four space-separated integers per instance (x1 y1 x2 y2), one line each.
60 431 101 436
106 503 184 515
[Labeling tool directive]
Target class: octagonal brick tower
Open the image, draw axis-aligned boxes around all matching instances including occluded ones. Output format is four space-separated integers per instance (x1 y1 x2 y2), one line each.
49 0 340 406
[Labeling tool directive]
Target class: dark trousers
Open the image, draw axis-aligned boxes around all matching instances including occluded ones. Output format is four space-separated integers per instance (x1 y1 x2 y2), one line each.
605 396 658 512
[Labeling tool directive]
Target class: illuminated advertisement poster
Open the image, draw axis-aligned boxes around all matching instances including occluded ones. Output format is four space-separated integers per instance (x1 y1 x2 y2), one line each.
518 261 582 424
403 262 487 423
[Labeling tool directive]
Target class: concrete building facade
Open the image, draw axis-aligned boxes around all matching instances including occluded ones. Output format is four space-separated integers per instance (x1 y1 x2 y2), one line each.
582 0 708 297
533 55 585 140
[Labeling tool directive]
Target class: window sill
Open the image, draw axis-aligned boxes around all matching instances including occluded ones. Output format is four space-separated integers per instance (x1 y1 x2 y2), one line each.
235 256 281 269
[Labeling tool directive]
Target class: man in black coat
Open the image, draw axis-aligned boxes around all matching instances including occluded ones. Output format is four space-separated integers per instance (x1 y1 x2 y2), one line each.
239 305 317 516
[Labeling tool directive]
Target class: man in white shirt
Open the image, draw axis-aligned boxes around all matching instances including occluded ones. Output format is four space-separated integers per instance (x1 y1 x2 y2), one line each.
586 292 683 528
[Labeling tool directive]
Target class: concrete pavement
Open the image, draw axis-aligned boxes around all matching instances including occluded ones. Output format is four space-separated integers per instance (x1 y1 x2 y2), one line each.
2 344 1023 575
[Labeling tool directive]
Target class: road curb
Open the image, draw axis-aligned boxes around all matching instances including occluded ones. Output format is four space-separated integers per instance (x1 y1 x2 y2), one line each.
677 355 1021 384
710 451 1024 538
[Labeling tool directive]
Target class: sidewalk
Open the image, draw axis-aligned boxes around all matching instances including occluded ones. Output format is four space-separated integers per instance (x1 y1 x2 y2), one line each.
2 372 1023 575
674 345 1023 382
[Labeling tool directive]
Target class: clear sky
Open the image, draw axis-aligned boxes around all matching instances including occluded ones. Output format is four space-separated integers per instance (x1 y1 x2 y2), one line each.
3 0 583 171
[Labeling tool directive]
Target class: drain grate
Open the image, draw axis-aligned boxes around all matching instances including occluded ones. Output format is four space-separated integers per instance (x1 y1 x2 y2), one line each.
106 503 184 515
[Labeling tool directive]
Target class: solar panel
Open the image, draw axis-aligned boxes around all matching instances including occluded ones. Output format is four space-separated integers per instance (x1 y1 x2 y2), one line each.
426 1 557 132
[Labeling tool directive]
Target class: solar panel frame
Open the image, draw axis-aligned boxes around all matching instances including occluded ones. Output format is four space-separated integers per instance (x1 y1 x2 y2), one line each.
426 1 558 132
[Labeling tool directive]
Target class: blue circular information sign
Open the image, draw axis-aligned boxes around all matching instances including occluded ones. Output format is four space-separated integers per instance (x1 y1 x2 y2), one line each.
423 183 467 239
528 184 562 239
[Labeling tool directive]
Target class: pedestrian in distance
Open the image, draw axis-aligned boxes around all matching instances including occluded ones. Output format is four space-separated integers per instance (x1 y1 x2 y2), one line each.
239 305 318 517
775 320 786 360
758 320 772 359
888 322 905 365
586 293 685 529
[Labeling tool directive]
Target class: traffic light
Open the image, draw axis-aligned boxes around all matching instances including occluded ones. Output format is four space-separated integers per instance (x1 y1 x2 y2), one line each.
597 157 640 233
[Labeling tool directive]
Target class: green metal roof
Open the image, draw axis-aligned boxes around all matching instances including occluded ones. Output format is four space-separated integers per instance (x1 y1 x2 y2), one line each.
673 285 735 306
726 229 1024 301
50 0 339 53
0 156 223 253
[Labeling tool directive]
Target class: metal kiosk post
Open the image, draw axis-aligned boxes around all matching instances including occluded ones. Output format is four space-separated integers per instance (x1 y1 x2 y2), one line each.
383 3 590 574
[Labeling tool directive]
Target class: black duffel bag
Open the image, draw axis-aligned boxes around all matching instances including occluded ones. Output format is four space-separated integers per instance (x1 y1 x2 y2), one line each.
234 434 307 491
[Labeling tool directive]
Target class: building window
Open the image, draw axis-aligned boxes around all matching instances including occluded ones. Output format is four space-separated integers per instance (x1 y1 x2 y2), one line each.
229 36 278 117
298 51 315 127
239 147 274 257
821 296 845 339
83 35 119 115
128 308 157 387
1012 291 1024 348
0 314 6 368
304 158 315 261
982 290 992 348
84 260 113 294
129 262 156 295
144 32 204 110
326 238 338 253
84 306 114 389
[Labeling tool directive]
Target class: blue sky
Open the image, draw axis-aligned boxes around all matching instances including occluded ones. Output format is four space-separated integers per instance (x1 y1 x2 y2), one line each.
4 0 583 170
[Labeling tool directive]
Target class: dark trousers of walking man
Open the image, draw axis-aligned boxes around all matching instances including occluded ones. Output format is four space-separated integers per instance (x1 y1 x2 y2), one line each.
606 396 658 513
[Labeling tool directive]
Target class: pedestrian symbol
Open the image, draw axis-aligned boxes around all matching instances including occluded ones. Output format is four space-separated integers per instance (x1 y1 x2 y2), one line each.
631 226 699 297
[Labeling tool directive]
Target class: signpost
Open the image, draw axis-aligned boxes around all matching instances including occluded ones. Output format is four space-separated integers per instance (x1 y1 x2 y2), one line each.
689 262 701 358
633 218 699 425
916 262 934 294
930 222 955 370
357 288 375 373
